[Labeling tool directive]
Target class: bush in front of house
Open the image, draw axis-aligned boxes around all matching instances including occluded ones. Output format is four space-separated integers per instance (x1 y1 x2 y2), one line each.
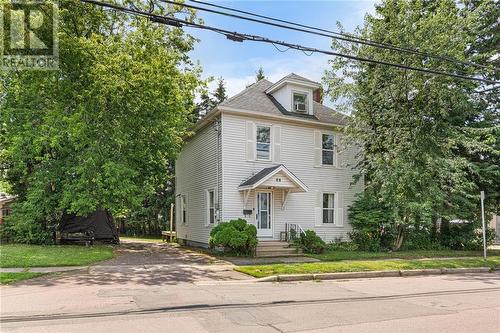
439 222 495 250
327 240 359 252
297 230 326 254
0 203 53 245
208 218 258 256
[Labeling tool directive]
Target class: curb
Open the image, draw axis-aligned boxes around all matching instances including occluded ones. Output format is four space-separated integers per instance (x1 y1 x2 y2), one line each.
255 267 494 282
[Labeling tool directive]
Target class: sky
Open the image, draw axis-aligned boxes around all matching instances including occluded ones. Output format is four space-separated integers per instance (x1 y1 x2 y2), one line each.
185 0 377 103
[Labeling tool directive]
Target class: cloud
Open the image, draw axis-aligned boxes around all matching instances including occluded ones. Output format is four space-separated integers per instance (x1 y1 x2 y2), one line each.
206 53 331 98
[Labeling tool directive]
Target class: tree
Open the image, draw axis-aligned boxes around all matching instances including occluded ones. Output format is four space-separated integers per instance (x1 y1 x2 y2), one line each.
213 77 227 105
0 0 202 243
255 67 266 81
192 90 213 120
324 0 498 250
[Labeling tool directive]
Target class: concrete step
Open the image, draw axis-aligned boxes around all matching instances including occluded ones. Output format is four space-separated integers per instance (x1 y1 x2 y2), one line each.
257 244 292 250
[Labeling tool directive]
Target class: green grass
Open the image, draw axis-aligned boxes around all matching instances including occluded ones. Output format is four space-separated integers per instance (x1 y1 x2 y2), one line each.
236 256 500 278
120 235 164 243
0 244 115 268
0 272 46 284
310 249 500 262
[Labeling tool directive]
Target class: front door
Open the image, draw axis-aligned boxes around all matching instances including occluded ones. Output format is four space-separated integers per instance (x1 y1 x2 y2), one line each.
256 191 272 238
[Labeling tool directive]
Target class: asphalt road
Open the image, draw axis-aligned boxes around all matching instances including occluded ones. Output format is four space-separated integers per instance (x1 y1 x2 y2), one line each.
2 271 499 333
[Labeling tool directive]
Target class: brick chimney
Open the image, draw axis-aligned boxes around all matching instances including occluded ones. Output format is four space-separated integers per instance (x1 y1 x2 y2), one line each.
313 88 323 103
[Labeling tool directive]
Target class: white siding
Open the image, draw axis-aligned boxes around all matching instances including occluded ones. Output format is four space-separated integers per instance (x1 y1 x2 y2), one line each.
271 84 314 115
175 119 220 245
221 113 363 243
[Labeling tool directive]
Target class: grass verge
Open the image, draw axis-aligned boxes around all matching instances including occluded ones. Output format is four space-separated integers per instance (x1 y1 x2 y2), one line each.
0 244 115 268
236 256 500 278
0 272 46 284
310 249 500 262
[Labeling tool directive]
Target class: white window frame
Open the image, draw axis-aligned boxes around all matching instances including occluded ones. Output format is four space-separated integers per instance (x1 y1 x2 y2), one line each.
181 195 187 224
256 124 271 161
322 193 335 224
291 90 309 113
321 133 335 166
206 189 215 225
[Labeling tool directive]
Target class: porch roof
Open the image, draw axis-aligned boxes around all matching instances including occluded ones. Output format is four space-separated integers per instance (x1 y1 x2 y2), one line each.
238 164 308 192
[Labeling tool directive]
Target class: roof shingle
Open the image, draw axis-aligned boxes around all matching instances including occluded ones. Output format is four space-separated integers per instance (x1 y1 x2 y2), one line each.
218 76 347 126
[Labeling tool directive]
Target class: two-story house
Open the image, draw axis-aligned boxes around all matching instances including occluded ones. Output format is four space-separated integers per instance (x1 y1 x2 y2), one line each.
175 73 363 247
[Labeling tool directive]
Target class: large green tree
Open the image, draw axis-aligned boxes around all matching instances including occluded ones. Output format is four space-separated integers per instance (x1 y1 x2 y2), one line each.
0 0 202 243
324 0 499 249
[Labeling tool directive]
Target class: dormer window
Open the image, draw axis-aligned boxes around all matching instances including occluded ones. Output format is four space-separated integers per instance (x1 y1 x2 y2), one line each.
293 92 308 113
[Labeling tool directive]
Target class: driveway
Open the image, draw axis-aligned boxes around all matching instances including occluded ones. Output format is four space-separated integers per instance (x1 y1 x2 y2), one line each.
82 240 248 284
0 240 250 320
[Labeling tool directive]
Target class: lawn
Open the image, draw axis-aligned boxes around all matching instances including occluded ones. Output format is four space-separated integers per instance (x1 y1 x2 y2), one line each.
0 244 115 268
236 256 500 278
0 272 46 284
310 249 500 262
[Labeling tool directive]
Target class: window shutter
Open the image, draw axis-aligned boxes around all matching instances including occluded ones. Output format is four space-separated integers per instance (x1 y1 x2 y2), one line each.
175 196 181 225
246 121 256 161
335 192 344 226
336 134 344 168
314 190 322 226
204 190 209 226
272 126 281 163
314 130 321 167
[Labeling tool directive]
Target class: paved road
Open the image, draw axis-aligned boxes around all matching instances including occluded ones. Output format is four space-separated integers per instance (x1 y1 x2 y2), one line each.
2 269 500 332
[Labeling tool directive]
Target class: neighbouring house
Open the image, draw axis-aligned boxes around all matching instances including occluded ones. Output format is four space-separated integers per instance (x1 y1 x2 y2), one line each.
175 74 363 247
0 193 16 224
490 215 500 244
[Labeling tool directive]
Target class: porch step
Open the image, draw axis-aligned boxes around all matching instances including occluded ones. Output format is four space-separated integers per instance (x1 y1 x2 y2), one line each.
256 241 303 257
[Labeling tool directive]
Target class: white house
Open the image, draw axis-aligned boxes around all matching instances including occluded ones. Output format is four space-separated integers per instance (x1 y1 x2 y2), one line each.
175 73 363 247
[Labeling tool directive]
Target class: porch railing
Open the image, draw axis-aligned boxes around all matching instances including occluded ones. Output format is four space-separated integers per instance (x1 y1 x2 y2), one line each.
283 223 306 242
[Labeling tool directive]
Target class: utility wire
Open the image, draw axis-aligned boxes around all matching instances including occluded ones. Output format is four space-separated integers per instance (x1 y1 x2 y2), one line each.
182 0 496 72
80 0 500 85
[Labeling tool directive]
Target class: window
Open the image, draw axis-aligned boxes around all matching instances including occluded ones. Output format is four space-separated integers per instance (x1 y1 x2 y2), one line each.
256 125 271 160
323 193 335 224
207 190 215 224
322 134 335 165
2 208 11 217
293 92 308 112
181 195 187 224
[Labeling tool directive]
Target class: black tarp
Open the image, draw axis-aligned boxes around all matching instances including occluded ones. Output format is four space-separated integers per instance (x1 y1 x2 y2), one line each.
59 210 119 244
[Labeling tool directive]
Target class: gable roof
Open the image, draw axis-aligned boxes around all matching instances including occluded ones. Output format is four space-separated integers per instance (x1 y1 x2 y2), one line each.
217 77 347 126
239 165 281 187
239 164 308 192
283 73 320 85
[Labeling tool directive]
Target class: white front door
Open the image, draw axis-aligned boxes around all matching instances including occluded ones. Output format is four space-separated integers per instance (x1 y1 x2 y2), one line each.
256 191 272 238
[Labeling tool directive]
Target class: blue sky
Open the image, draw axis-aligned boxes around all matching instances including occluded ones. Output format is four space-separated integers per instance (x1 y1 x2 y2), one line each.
186 0 377 101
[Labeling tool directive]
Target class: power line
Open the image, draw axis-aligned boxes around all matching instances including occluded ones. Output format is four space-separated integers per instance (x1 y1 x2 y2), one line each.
182 0 497 73
79 0 500 85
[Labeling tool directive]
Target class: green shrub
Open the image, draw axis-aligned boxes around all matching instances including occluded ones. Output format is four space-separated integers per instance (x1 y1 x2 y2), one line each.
347 192 395 251
209 218 257 256
297 230 326 254
327 241 359 252
440 222 495 250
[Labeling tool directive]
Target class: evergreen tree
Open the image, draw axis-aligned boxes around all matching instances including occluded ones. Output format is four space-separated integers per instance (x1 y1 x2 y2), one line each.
255 67 266 81
213 77 228 104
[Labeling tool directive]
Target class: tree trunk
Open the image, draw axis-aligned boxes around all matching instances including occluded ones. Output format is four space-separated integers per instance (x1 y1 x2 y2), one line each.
393 227 405 251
